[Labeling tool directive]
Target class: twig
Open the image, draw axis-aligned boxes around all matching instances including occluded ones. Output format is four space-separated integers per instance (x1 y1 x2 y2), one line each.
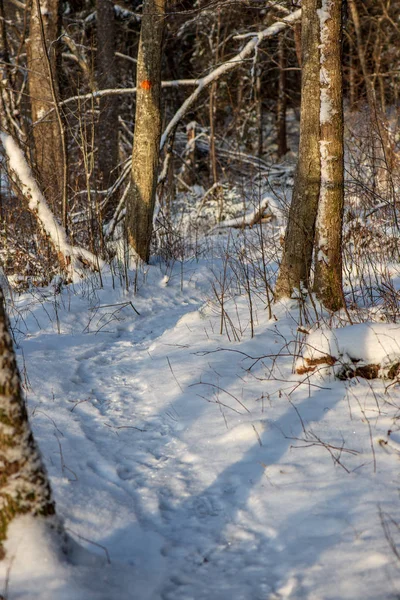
167 356 183 392
65 527 111 564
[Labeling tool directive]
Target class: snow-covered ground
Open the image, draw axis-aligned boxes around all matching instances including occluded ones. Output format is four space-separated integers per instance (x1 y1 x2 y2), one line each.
2 233 400 599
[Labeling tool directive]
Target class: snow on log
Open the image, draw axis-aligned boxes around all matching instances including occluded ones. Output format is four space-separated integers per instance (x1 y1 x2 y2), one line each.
0 132 104 278
210 196 275 231
296 323 400 379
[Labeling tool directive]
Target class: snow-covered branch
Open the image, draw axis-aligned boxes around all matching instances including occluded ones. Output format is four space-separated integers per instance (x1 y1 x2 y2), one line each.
160 8 301 151
209 196 276 231
0 132 104 278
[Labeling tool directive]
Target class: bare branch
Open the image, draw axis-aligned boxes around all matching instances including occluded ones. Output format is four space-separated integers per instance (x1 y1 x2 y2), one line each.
160 8 302 151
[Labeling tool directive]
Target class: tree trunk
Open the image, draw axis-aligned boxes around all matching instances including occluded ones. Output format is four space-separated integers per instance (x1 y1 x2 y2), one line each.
209 82 218 184
96 0 119 194
0 0 13 138
276 33 289 158
125 0 166 263
0 0 10 221
0 287 55 559
293 21 302 68
275 0 321 299
256 67 263 158
348 0 395 186
313 0 344 311
27 0 67 223
209 6 221 183
348 40 357 111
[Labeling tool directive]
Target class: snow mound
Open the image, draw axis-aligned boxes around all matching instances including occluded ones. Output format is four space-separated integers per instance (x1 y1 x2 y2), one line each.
296 322 400 377
0 516 159 600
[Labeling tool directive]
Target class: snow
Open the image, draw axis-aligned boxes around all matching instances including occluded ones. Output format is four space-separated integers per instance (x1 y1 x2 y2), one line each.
1 251 400 598
210 195 275 230
315 140 331 249
296 322 400 373
320 87 333 124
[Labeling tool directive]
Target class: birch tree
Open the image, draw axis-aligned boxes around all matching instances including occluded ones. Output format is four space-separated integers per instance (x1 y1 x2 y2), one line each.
276 0 344 311
0 287 55 558
313 0 344 310
126 0 166 263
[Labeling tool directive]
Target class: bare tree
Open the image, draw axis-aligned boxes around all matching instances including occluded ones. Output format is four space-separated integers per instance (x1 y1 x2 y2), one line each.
125 0 166 263
276 0 344 310
0 0 13 137
276 32 289 158
27 0 67 226
275 0 321 299
0 287 55 558
348 0 395 189
96 0 119 194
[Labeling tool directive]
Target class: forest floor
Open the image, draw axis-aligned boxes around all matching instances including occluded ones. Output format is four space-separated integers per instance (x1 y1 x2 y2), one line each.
2 204 400 599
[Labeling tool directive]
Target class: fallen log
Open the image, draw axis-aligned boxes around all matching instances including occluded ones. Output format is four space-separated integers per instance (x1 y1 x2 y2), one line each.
296 322 400 380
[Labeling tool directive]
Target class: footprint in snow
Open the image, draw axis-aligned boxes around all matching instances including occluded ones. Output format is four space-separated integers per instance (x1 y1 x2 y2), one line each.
193 496 222 518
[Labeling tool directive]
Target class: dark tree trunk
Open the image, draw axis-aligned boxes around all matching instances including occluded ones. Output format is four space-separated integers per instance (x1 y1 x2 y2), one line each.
96 0 119 194
0 0 13 137
256 67 263 158
276 33 289 158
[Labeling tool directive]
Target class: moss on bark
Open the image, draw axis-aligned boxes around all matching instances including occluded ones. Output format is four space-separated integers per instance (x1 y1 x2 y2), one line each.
0 287 55 558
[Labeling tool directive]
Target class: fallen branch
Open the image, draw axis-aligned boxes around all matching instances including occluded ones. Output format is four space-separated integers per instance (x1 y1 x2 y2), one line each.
296 323 400 380
0 132 104 278
210 196 275 231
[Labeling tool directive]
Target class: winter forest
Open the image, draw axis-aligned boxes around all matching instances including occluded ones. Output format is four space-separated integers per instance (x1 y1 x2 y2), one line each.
2 0 400 597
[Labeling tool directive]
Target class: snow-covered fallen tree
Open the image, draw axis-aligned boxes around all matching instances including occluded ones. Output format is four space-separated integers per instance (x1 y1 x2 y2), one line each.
210 196 273 231
0 132 104 279
296 322 400 379
210 195 285 232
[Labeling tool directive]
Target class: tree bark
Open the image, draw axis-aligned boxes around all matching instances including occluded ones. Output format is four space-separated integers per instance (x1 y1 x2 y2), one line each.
313 0 344 311
27 0 66 220
293 21 302 68
209 6 221 184
126 0 166 263
276 33 289 158
96 0 119 194
275 0 321 299
0 0 13 137
0 287 55 558
256 67 263 158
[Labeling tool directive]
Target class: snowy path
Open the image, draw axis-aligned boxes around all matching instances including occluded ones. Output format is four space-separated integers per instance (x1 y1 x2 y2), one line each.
3 265 400 599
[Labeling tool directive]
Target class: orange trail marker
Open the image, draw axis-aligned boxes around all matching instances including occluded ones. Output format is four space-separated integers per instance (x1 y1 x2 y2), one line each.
140 80 152 90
